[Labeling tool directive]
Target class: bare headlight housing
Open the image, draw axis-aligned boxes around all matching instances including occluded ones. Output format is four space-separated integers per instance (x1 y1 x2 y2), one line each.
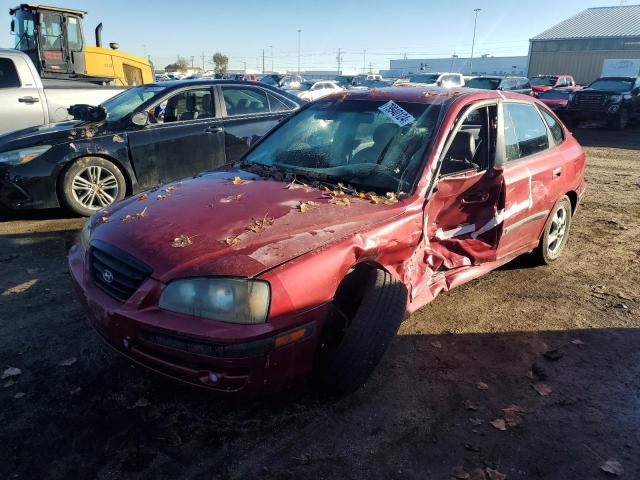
159 278 270 324
0 145 51 165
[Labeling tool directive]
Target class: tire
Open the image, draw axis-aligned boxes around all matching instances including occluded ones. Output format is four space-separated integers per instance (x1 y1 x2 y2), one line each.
531 196 572 265
611 110 628 130
60 157 127 216
318 268 408 393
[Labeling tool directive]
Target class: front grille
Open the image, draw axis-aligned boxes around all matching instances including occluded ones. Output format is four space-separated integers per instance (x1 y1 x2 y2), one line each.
575 92 606 107
90 240 152 302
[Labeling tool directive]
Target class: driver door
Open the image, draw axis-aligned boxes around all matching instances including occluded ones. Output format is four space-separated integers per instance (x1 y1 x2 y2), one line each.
425 103 504 269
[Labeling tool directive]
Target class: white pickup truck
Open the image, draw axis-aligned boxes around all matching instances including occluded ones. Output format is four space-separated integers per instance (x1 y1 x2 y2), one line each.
0 49 124 135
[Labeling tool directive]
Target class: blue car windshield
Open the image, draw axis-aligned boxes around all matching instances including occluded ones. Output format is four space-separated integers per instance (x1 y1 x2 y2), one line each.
243 98 441 193
102 86 166 121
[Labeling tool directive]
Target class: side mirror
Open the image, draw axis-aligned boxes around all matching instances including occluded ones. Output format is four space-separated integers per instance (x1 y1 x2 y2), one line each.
436 80 443 87
10 19 15 34
131 111 149 127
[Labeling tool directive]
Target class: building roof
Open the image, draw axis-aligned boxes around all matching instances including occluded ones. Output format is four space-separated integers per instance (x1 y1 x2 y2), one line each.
531 4 640 41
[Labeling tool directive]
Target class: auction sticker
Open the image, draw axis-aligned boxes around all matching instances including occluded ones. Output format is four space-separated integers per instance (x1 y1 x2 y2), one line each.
378 100 415 127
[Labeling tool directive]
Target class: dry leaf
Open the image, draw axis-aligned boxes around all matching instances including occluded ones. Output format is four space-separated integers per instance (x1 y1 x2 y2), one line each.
476 382 489 390
286 178 308 190
469 468 488 480
100 211 109 223
134 398 150 408
485 468 507 480
503 410 523 427
366 192 384 204
58 357 77 367
246 215 274 233
571 339 585 345
430 341 442 349
298 200 320 213
490 418 507 431
171 235 194 248
532 382 552 396
137 193 148 201
166 186 175 193
2 367 22 380
331 197 351 207
231 176 250 185
220 194 243 203
384 192 399 205
112 134 125 143
225 236 241 246
156 194 167 200
451 466 470 479
121 207 147 223
600 460 623 476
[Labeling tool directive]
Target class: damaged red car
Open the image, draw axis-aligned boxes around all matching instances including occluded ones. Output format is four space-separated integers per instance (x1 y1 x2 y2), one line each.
69 87 585 395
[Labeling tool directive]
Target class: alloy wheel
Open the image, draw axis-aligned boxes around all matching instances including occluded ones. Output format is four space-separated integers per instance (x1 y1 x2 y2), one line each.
71 166 119 210
547 206 568 255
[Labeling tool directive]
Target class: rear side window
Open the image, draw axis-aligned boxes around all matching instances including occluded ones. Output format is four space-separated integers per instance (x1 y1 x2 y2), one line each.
222 86 269 116
0 59 20 88
267 92 295 112
503 103 549 161
539 108 564 145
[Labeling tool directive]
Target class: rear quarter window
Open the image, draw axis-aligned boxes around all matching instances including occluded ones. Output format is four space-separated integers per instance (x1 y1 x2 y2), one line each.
503 102 550 161
0 58 21 88
539 107 565 146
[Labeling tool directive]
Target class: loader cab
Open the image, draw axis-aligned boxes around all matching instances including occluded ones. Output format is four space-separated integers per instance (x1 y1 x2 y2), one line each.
10 4 87 79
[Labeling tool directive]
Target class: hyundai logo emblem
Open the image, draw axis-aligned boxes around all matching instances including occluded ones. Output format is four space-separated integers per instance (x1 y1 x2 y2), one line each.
102 269 114 284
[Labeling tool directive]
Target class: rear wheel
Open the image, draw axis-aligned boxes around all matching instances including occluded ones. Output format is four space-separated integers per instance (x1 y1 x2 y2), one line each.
317 267 407 393
531 196 572 265
61 157 126 216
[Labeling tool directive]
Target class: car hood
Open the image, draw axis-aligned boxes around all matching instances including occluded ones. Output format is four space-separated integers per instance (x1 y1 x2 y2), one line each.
541 98 568 107
532 85 553 92
89 169 403 282
0 120 111 152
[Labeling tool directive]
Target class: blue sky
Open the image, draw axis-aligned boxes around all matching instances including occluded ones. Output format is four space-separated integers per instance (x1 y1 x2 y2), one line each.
4 0 621 71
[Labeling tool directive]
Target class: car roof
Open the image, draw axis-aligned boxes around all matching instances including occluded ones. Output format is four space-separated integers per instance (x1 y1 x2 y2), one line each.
343 86 527 105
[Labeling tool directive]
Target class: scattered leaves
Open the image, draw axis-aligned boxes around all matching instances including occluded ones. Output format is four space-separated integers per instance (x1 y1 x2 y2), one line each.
112 134 125 143
58 357 77 367
2 367 22 380
600 460 623 476
220 194 244 203
166 186 176 193
231 176 250 185
156 194 167 200
225 236 241 246
503 409 523 427
476 381 489 390
532 382 552 397
121 207 148 223
571 338 585 345
286 178 308 190
384 192 400 205
137 193 149 201
366 192 384 204
246 215 274 233
485 468 507 480
171 235 195 248
134 398 150 408
100 211 109 223
490 418 507 431
298 200 320 213
331 197 351 207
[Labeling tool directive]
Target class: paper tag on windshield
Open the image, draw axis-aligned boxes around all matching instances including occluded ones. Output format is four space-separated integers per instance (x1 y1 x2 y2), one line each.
378 100 415 127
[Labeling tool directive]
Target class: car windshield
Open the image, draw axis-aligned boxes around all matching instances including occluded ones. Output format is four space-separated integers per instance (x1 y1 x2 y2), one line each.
539 89 571 99
335 76 353 86
409 74 440 84
465 77 501 90
588 79 634 92
101 85 166 121
243 98 441 193
531 77 557 86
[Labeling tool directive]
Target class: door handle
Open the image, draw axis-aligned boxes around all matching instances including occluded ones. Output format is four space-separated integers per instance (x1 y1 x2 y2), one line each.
462 193 490 204
19 96 40 104
552 167 562 178
205 126 223 133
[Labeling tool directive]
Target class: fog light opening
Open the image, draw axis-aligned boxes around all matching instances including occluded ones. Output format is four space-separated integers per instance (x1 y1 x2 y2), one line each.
208 372 219 385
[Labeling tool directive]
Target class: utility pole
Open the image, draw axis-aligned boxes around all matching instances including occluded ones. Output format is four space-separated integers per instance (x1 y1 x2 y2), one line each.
270 45 274 72
470 8 481 75
336 47 343 74
297 29 302 75
369 62 373 74
362 50 366 74
262 49 265 73
190 56 194 69
201 52 205 71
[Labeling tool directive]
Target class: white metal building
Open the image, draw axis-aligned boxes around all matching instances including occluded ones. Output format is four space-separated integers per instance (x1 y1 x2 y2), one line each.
380 56 528 78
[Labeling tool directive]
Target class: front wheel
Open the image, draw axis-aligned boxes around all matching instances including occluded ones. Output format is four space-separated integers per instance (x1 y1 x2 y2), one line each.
60 157 127 216
531 196 573 265
611 109 629 130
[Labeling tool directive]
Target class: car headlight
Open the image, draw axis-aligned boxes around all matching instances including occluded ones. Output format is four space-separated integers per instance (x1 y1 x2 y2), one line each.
608 94 622 102
159 278 270 324
0 145 51 165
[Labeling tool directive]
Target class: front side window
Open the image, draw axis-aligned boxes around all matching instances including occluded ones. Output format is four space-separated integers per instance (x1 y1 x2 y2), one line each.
243 98 442 193
503 102 549 161
39 12 63 50
222 87 269 115
102 85 166 121
0 59 21 88
539 108 564 146
161 89 214 122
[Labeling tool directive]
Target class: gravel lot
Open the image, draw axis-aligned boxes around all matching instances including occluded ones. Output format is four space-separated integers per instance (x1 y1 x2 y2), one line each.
1 127 638 480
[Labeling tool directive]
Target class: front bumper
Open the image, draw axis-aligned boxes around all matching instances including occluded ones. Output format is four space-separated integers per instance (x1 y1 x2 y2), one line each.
0 164 60 210
568 105 623 121
68 244 328 396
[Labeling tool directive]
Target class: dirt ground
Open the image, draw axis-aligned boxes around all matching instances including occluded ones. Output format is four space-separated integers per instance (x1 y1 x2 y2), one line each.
1 127 638 480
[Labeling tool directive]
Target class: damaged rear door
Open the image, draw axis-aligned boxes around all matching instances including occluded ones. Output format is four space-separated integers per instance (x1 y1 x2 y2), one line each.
425 102 504 269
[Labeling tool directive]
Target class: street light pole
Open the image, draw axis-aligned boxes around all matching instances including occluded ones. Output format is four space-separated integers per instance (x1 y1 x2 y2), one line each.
470 8 481 75
363 49 366 74
297 29 301 75
270 45 274 72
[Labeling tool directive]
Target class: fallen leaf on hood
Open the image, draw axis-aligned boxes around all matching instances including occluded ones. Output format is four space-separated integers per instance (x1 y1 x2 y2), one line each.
532 382 552 396
58 357 77 367
485 467 507 480
166 186 175 193
225 236 241 246
451 466 470 479
112 134 125 143
571 338 585 345
100 211 109 223
286 178 308 190
331 197 351 207
366 192 384 204
137 193 148 201
2 367 22 380
503 410 523 427
599 460 623 476
156 194 167 200
476 382 489 390
490 418 507 431
121 207 148 223
298 200 320 213
14 392 25 399
171 235 195 248
246 215 274 233
134 398 150 408
384 192 400 205
231 176 250 185
220 194 244 203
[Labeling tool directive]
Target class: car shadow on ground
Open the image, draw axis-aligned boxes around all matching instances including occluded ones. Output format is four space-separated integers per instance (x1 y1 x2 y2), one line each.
0 207 78 222
570 124 640 150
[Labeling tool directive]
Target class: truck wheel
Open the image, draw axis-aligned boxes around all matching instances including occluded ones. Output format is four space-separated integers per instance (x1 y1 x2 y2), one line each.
531 196 572 265
61 157 126 216
613 110 629 130
318 267 408 393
